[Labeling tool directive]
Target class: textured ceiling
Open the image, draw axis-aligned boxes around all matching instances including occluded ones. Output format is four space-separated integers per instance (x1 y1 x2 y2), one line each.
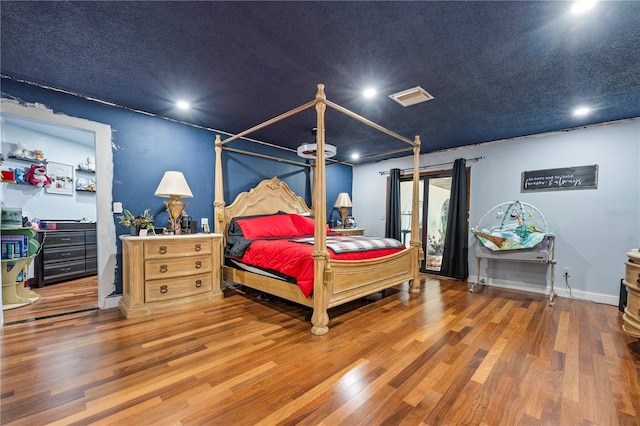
1 1 639 163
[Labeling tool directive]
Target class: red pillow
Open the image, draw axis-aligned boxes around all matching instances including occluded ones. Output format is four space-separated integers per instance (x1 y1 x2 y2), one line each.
288 213 332 235
236 214 299 239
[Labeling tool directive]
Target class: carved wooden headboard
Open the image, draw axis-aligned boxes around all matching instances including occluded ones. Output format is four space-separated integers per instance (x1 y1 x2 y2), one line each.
222 177 311 236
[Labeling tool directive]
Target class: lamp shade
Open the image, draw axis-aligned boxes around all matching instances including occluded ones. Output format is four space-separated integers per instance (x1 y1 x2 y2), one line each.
154 171 193 198
334 192 352 208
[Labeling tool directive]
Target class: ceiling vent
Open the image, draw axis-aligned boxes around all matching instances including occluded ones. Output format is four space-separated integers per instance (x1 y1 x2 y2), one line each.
389 86 434 107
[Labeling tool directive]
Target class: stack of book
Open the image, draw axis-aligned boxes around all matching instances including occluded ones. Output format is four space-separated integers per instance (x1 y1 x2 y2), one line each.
1 234 29 259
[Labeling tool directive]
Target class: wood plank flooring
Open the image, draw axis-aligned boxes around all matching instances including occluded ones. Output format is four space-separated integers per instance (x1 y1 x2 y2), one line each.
2 276 98 324
2 277 640 425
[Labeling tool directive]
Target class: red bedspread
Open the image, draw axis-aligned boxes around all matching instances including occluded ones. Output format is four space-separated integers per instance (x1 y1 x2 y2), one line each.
231 239 403 297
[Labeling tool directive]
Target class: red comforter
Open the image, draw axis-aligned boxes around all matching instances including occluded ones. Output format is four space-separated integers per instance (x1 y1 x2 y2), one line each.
231 239 403 297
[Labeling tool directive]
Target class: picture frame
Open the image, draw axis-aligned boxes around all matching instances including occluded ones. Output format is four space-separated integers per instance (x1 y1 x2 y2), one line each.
46 162 74 195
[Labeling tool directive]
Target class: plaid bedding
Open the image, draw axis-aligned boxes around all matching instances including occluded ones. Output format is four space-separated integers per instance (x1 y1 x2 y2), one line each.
291 236 404 254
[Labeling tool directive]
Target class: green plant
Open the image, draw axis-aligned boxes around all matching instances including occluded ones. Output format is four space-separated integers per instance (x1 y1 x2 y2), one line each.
118 209 154 230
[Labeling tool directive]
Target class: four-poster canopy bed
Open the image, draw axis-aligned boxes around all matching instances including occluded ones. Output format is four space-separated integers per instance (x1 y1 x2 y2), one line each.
213 84 423 335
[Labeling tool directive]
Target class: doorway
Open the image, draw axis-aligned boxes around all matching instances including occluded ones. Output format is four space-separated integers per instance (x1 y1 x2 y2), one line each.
400 171 453 274
1 100 116 325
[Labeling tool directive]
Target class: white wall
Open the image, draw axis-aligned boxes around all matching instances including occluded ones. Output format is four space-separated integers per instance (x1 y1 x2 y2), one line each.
353 119 640 304
2 124 97 221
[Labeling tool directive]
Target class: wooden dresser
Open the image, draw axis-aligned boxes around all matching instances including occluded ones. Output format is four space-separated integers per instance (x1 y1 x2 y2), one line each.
622 249 640 337
33 222 97 288
119 233 223 318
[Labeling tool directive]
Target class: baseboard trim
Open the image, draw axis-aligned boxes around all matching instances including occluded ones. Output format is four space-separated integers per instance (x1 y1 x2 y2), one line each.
470 278 618 306
102 294 122 309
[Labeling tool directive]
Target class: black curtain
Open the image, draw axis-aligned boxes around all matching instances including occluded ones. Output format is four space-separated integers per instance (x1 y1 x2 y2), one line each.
385 168 401 240
304 160 312 207
440 158 468 279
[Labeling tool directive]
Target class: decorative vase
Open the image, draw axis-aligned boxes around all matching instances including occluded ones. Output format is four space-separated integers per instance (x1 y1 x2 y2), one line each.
130 226 140 236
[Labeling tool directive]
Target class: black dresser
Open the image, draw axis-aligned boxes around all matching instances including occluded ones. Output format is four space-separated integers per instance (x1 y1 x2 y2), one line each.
33 222 97 287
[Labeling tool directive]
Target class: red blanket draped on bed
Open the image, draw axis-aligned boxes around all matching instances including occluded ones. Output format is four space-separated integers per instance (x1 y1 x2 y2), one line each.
231 239 403 297
227 213 404 297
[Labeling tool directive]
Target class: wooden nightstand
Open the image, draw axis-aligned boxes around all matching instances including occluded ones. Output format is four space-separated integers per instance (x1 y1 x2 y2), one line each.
330 227 365 236
119 233 223 318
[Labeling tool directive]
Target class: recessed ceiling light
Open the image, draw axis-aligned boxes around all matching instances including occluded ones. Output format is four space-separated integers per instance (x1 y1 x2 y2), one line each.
176 100 190 110
363 88 376 99
571 0 597 15
351 153 360 160
573 106 591 117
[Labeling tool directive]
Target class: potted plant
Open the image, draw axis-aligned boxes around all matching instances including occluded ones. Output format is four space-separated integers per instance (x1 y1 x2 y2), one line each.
118 209 154 235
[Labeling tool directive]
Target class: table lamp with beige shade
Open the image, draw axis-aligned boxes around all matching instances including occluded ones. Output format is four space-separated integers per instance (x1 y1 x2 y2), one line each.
154 171 193 234
334 192 352 228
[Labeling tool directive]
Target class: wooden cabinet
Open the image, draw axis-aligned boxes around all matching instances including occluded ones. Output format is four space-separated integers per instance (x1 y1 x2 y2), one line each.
622 249 640 337
118 233 223 318
33 222 97 288
330 227 365 236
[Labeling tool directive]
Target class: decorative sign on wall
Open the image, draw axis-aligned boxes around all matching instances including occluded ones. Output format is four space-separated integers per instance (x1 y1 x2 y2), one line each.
521 164 598 192
46 162 74 195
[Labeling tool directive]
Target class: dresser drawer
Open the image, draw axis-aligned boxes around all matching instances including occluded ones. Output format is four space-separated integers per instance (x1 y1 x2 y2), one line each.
42 231 85 247
86 244 97 258
85 230 97 244
144 254 212 280
145 272 212 302
43 246 85 263
85 257 97 274
144 239 212 259
43 260 86 283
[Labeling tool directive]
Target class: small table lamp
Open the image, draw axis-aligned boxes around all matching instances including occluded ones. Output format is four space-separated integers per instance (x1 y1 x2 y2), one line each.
334 192 352 228
154 171 193 234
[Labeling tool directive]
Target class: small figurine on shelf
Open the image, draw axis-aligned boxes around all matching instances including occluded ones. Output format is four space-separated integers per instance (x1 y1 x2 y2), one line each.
10 142 28 158
79 157 96 172
76 177 89 190
13 167 27 183
33 149 47 163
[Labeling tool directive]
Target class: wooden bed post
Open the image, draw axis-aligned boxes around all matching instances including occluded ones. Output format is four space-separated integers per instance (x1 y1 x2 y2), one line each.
214 135 225 236
311 84 330 336
409 137 422 293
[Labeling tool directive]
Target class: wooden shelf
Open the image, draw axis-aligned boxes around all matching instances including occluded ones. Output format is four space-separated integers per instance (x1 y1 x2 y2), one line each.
7 155 47 164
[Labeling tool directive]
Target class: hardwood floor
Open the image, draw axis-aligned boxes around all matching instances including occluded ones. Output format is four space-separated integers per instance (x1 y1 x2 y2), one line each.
2 276 98 324
2 277 639 425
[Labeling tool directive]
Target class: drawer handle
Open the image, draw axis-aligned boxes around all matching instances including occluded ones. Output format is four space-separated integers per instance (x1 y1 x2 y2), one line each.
195 244 202 252
195 261 202 269
160 285 168 294
60 237 71 241
160 264 168 273
195 280 202 288
61 267 72 272
159 246 167 255
61 252 72 257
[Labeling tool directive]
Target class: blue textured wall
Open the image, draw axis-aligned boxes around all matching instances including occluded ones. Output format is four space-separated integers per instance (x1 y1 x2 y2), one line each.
1 78 352 293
